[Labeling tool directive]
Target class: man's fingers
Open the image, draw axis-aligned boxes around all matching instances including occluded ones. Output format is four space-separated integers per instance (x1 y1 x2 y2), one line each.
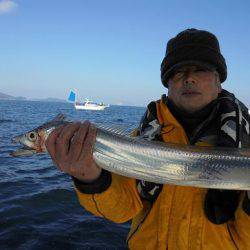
68 121 91 161
45 126 64 161
55 122 81 157
78 124 97 163
45 121 99 182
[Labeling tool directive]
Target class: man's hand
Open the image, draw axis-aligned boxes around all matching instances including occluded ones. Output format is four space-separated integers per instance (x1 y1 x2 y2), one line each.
45 121 102 183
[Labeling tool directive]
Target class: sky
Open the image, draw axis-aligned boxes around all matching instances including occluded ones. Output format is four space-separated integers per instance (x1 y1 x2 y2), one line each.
1 0 250 106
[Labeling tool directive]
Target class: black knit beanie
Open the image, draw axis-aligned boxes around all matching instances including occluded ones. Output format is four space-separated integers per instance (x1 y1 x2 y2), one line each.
161 28 227 88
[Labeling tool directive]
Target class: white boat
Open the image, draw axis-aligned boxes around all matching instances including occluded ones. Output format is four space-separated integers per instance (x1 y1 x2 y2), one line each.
67 90 108 111
75 100 107 110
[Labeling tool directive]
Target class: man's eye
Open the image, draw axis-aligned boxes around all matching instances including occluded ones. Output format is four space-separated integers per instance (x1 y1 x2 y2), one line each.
194 68 207 72
176 70 184 74
174 71 184 76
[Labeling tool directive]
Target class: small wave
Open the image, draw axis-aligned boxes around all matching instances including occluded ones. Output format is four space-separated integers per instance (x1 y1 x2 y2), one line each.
0 119 14 124
115 118 124 122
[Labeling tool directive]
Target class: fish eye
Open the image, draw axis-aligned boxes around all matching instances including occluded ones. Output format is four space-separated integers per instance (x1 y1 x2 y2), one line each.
28 132 37 142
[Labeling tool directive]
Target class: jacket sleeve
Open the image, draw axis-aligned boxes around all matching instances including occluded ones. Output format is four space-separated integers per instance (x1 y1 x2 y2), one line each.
74 173 143 223
230 192 250 249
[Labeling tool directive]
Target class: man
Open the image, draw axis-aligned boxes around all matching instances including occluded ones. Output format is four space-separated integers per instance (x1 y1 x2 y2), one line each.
46 29 250 249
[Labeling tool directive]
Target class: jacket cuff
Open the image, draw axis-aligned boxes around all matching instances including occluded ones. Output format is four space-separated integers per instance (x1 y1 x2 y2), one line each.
204 189 241 224
243 192 250 215
72 170 112 194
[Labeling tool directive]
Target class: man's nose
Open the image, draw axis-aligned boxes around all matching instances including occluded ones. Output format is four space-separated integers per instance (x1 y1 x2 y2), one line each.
184 79 196 85
184 72 196 85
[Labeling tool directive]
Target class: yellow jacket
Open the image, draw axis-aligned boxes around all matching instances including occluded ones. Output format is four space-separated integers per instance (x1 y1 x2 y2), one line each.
74 97 250 249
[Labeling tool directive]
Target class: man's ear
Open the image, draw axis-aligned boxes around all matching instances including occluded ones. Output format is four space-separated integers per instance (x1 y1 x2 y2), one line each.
215 74 222 92
218 83 222 92
215 72 222 92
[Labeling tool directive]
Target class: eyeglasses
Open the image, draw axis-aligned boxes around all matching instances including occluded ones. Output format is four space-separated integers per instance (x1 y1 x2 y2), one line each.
171 66 216 81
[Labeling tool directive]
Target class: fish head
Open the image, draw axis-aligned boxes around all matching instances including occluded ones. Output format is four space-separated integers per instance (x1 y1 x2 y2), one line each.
10 113 68 157
12 129 43 149
11 128 48 156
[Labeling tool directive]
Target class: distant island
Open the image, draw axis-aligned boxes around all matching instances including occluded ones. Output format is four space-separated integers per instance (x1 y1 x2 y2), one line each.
30 97 66 103
0 91 66 102
0 92 26 100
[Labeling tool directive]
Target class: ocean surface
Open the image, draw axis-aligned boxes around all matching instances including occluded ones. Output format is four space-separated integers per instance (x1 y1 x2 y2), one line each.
0 100 146 250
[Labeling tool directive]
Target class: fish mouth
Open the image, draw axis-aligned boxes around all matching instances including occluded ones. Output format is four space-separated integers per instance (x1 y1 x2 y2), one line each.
10 146 37 157
12 135 23 144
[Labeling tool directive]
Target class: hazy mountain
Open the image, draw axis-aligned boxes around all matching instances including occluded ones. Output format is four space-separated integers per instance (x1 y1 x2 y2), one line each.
0 92 26 100
0 92 66 102
0 92 13 99
30 97 66 103
43 97 66 102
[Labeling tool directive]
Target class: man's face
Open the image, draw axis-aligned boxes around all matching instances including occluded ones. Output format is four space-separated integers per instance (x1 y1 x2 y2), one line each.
168 65 221 113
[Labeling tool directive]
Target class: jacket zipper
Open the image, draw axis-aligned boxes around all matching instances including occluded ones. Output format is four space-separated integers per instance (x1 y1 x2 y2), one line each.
227 222 239 250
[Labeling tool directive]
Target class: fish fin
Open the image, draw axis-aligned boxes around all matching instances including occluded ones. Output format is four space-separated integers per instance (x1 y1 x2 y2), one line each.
128 134 170 147
37 113 68 130
51 113 67 122
96 123 132 137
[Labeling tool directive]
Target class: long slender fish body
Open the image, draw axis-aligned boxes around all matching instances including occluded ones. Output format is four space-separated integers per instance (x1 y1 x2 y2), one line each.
94 129 250 190
11 114 250 190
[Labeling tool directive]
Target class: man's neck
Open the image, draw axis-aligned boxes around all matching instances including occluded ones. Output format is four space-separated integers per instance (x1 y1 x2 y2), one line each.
167 98 216 137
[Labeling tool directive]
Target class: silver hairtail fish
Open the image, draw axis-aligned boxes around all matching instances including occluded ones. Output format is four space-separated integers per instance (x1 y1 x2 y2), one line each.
10 114 250 190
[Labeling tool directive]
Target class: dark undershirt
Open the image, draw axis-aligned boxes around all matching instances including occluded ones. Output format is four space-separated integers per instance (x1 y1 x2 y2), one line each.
166 98 216 137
